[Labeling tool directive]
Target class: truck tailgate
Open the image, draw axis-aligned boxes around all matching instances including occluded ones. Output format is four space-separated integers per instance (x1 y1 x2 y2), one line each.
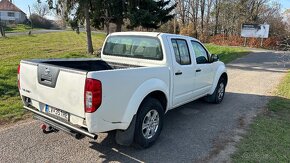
19 61 87 118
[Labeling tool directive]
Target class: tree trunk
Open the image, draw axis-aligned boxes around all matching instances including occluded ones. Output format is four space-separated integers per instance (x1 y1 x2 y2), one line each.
177 0 185 26
200 0 205 37
194 0 199 38
214 0 220 35
205 0 213 41
84 2 94 54
105 22 110 35
115 19 122 32
0 26 5 37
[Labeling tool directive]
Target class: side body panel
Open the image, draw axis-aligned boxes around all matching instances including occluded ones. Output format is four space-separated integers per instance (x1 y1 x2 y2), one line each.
86 66 170 132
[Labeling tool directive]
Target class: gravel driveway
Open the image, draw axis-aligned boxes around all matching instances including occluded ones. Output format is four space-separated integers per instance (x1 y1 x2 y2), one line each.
0 50 289 163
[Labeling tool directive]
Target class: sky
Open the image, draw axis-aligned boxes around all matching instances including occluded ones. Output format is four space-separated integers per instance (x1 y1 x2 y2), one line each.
10 0 290 19
280 0 290 11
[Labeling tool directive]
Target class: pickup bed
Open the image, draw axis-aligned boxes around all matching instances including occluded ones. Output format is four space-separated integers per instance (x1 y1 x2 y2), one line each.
19 32 227 148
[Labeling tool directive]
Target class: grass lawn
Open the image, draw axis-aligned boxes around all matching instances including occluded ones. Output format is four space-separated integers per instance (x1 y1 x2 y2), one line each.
205 44 249 63
0 32 249 124
232 71 290 162
4 24 42 33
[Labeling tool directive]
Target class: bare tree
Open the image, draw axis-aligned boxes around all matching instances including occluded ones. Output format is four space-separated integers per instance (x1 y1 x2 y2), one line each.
33 2 51 17
174 0 287 39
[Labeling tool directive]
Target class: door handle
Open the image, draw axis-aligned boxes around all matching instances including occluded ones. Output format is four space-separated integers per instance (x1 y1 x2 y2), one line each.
175 71 183 75
196 69 201 72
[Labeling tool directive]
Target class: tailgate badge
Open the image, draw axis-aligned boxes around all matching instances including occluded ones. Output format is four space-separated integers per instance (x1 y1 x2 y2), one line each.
44 68 50 75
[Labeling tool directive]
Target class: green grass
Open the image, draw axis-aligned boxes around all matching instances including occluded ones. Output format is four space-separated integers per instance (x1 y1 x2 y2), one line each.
232 72 290 162
0 31 106 124
4 24 36 33
0 33 248 124
205 44 249 63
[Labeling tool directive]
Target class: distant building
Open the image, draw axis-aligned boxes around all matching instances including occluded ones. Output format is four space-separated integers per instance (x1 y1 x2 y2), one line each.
0 0 27 24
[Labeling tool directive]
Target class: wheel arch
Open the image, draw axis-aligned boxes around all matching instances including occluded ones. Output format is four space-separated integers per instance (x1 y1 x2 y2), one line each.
220 72 228 86
210 66 228 94
120 78 169 127
141 91 167 113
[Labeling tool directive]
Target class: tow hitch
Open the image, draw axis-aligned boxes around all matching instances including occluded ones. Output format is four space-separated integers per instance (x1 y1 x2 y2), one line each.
40 122 84 139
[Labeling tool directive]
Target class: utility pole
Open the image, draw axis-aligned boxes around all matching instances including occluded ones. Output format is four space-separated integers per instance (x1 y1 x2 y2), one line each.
28 5 33 35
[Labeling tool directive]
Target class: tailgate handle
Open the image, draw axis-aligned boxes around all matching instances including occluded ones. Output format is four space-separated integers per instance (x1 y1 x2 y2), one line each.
40 74 52 82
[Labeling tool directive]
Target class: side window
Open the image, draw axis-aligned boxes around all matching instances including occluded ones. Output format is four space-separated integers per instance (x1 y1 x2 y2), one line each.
8 12 15 17
191 41 209 64
171 39 191 65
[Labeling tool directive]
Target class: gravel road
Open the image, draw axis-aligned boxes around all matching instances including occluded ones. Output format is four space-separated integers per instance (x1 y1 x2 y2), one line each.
0 50 289 163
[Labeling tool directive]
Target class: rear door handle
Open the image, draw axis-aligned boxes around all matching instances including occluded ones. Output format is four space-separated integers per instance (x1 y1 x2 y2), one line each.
175 71 183 75
196 69 201 72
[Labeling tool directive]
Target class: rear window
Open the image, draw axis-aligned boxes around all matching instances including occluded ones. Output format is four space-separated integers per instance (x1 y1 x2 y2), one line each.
103 35 163 60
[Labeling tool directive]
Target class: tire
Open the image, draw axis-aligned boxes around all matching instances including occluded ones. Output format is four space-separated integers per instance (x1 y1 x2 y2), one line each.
204 77 226 104
134 97 164 148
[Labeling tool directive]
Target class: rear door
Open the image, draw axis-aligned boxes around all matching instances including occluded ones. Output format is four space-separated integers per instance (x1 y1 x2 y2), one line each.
167 37 196 107
20 62 87 118
189 41 215 95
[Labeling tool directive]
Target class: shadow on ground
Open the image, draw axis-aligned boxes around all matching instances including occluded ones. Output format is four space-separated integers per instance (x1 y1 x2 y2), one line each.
83 92 289 163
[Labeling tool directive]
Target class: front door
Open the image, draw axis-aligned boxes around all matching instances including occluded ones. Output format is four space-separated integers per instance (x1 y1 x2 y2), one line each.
190 41 214 95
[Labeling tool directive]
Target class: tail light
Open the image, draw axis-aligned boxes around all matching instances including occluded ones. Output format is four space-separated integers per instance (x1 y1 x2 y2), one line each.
84 78 102 113
17 64 20 90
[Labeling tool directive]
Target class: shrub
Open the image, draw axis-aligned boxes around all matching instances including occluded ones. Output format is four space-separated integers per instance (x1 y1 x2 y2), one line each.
209 34 280 49
29 14 54 29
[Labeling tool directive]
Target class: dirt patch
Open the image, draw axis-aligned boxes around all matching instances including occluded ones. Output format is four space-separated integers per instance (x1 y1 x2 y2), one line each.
0 113 32 130
197 108 265 163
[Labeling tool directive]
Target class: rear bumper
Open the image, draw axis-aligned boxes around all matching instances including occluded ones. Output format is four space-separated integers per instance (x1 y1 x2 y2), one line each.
24 105 98 139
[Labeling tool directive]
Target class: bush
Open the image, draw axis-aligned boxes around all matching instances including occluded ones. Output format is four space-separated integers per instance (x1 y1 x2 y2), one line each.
29 14 54 29
179 23 196 37
209 34 280 49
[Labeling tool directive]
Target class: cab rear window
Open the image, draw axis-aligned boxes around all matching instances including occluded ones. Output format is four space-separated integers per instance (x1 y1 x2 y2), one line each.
103 36 163 60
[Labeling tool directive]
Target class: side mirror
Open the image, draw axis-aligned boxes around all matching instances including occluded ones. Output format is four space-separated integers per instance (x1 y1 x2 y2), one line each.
211 54 219 62
96 48 102 57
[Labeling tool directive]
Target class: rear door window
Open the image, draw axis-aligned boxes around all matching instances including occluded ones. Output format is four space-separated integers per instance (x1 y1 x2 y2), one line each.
171 39 191 65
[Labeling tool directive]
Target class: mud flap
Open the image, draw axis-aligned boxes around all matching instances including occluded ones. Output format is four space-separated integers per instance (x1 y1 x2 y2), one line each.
115 115 136 146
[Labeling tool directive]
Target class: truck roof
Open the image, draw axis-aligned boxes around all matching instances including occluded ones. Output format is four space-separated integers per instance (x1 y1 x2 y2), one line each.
109 32 198 41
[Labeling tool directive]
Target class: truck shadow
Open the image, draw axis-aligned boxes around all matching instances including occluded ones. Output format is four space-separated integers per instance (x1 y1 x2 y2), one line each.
87 92 290 163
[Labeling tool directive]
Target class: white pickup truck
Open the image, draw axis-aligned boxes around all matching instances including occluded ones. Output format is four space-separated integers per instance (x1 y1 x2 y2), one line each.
18 32 227 148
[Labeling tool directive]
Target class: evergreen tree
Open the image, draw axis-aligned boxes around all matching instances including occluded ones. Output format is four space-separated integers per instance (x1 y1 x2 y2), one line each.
90 0 125 33
45 0 176 53
127 0 176 30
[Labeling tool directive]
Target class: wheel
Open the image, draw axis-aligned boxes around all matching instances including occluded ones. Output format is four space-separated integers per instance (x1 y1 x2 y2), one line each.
134 98 164 148
204 77 226 104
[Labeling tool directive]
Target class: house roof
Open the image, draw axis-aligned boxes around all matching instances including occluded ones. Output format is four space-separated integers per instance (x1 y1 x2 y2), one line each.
0 0 25 14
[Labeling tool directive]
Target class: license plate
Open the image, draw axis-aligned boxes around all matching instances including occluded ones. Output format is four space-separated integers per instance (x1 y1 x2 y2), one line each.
45 105 69 121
